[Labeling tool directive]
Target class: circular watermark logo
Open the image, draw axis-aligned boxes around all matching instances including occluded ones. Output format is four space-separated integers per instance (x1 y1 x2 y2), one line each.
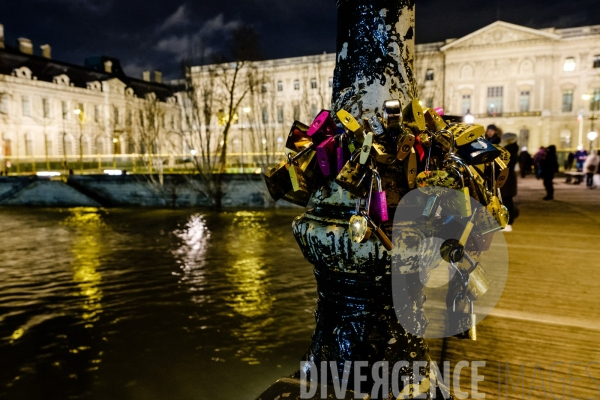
391 187 509 338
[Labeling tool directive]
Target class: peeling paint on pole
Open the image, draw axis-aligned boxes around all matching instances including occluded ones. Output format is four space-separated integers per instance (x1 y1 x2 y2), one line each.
332 0 417 117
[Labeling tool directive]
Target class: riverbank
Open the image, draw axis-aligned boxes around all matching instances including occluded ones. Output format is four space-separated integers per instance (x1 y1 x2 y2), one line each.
0 174 297 208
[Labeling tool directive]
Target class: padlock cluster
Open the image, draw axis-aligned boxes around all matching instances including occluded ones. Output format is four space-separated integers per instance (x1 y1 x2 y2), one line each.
264 99 511 253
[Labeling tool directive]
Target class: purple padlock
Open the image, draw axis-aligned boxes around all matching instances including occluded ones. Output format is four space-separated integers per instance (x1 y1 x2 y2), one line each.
307 110 337 145
336 135 350 174
316 136 337 177
370 170 388 223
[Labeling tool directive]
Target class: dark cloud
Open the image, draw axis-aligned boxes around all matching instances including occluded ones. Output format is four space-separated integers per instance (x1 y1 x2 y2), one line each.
0 0 598 80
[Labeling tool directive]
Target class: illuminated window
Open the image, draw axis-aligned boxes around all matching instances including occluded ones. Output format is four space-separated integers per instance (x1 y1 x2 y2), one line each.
62 101 69 119
22 96 30 117
277 106 284 123
311 104 318 118
277 81 283 92
294 80 300 90
487 86 503 115
425 97 434 108
562 89 573 112
311 78 317 89
519 91 530 112
0 93 9 114
563 57 576 72
261 83 268 93
461 94 471 115
329 77 333 88
94 105 100 123
293 105 300 120
42 98 50 118
591 88 600 112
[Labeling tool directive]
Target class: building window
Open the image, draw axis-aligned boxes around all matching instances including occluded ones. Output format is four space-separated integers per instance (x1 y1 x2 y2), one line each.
591 88 600 112
425 97 434 108
277 81 283 92
594 55 600 69
563 57 576 72
562 89 574 112
293 105 300 121
138 110 144 127
311 78 317 89
96 137 104 155
277 106 284 124
94 105 100 123
519 91 530 112
114 107 120 124
42 98 50 118
329 77 333 88
0 93 8 114
22 96 30 117
262 107 268 124
294 80 300 91
25 134 33 156
46 137 53 156
487 86 503 116
261 83 268 93
62 101 69 120
461 94 471 115
425 69 434 81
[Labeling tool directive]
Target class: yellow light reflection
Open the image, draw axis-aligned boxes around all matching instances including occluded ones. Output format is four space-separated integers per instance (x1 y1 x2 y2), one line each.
173 215 210 304
63 208 104 327
226 211 274 365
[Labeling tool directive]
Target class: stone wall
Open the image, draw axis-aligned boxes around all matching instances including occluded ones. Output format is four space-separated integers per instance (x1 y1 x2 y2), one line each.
0 174 298 208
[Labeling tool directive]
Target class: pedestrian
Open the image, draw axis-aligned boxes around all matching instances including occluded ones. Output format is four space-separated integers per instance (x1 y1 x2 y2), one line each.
485 124 502 145
533 146 546 179
574 146 588 172
501 133 520 231
518 146 533 178
540 145 559 200
566 151 575 171
583 150 600 188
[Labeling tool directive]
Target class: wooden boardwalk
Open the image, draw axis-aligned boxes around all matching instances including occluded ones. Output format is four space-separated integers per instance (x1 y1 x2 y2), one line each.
428 176 600 399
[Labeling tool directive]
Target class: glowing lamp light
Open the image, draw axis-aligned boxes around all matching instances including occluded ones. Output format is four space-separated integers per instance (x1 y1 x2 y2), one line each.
36 171 61 177
582 94 592 101
73 109 81 115
103 169 123 175
190 149 197 156
243 107 251 114
588 131 598 142
464 113 475 124
254 168 262 174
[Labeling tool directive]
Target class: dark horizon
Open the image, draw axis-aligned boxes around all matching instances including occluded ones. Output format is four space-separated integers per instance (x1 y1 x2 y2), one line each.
0 0 599 80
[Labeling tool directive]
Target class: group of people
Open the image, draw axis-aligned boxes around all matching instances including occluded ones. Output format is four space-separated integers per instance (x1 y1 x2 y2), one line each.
565 146 600 188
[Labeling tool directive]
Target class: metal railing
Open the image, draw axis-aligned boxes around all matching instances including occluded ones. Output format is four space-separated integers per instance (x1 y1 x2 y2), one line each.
0 152 286 175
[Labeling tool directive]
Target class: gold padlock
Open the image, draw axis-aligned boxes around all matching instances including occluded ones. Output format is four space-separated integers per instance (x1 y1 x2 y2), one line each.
406 148 417 189
372 141 396 164
337 109 364 147
402 99 426 133
396 128 416 161
264 159 293 201
424 108 447 132
494 158 509 190
448 123 485 147
486 195 509 228
359 132 374 165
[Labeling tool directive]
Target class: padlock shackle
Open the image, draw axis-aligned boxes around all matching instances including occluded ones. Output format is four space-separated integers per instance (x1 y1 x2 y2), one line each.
437 129 456 155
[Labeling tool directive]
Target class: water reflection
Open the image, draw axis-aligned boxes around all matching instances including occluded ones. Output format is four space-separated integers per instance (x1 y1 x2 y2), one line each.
225 211 274 365
63 208 105 328
173 215 210 304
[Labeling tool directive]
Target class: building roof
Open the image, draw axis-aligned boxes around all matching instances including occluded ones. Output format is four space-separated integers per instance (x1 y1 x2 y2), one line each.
0 45 174 102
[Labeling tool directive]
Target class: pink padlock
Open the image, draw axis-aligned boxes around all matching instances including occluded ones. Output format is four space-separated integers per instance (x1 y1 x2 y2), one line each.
307 110 337 145
316 136 337 177
434 107 445 116
370 170 388 223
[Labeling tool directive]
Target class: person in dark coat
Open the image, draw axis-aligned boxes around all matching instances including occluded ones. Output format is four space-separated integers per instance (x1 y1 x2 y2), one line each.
501 133 519 231
518 146 533 178
540 145 559 200
485 124 502 145
533 147 546 179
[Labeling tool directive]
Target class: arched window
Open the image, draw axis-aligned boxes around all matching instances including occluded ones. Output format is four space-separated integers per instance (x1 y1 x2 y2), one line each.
96 137 104 155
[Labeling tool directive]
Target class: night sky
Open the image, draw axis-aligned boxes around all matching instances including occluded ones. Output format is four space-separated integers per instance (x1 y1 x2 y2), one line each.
0 0 599 81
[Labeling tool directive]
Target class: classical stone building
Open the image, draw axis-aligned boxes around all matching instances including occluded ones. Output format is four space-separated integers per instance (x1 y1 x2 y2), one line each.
0 23 180 173
193 21 600 161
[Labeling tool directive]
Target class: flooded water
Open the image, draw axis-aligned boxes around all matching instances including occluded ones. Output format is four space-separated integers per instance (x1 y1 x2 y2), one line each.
0 207 317 400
